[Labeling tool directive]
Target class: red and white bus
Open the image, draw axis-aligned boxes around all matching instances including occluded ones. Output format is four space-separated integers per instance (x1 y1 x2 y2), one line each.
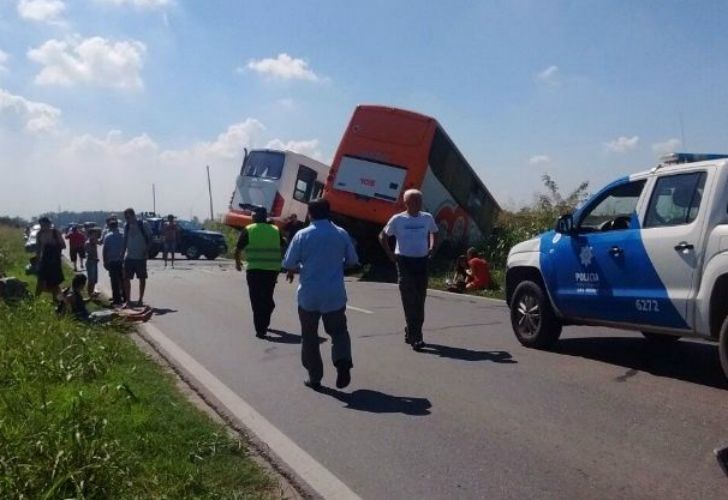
224 148 329 229
324 105 501 255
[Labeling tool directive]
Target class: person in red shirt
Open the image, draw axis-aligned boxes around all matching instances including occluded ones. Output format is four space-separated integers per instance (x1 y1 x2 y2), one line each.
66 225 86 272
465 247 491 291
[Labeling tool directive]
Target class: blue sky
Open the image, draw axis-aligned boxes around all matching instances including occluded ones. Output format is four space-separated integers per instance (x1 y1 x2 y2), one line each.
2 0 728 218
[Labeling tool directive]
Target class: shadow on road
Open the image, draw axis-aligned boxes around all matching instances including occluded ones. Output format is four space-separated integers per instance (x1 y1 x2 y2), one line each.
554 337 728 390
265 329 326 345
151 307 177 316
319 387 432 416
420 343 517 363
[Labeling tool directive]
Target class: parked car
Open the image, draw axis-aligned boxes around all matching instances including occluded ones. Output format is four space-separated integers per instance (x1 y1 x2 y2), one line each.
506 152 728 380
140 216 164 259
177 220 228 260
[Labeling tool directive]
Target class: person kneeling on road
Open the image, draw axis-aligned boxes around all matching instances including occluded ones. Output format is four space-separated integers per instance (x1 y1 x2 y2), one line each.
58 274 152 323
283 198 359 391
235 206 285 338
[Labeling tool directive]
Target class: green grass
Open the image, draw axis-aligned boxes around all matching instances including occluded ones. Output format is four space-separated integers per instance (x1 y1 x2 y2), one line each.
0 226 274 499
203 221 240 259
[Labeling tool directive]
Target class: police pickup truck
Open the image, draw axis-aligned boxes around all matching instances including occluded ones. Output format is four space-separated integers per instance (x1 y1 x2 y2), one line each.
506 153 728 380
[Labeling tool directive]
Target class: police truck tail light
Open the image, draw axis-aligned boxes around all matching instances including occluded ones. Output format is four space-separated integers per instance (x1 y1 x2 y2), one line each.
271 191 285 217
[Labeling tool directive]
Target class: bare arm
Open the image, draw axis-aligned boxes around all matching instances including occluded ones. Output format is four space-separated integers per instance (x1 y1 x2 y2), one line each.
428 231 437 257
378 230 396 263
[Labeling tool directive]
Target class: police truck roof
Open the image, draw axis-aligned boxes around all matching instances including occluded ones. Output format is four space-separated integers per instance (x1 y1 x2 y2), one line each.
660 152 728 165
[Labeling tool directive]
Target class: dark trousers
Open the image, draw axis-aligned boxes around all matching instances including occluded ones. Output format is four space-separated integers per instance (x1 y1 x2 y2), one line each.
396 256 429 342
107 261 124 304
246 270 278 334
299 307 352 383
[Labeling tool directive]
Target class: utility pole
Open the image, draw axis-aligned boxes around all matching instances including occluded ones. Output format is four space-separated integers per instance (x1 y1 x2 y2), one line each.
206 165 214 221
152 183 157 214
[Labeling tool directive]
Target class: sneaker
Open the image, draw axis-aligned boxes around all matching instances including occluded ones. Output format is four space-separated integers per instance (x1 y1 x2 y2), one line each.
412 340 426 351
256 331 266 338
335 366 351 389
304 379 322 391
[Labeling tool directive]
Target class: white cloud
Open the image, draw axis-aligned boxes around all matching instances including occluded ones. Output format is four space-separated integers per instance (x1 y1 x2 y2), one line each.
652 138 681 155
536 65 560 87
265 138 322 160
64 130 158 156
246 53 322 82
0 50 9 73
528 154 551 165
276 97 294 108
28 36 146 90
17 0 66 24
0 88 61 133
96 0 172 9
160 119 267 164
605 135 639 153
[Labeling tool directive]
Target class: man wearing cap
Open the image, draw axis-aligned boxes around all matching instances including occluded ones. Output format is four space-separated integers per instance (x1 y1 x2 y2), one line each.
235 207 285 338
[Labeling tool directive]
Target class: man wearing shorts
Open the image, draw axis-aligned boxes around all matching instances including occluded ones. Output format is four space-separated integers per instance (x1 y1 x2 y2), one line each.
122 208 150 307
162 214 180 268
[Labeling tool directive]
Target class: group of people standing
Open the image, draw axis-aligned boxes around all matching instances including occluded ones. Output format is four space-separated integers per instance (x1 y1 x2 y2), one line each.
34 208 181 311
235 189 441 391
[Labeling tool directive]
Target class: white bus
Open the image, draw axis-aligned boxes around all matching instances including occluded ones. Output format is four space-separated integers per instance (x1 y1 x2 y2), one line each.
224 148 330 229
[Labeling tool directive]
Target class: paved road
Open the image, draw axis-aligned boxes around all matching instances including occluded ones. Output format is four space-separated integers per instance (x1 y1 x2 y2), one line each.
98 257 727 499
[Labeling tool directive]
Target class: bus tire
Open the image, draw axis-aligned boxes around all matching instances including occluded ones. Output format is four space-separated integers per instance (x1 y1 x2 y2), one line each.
719 316 728 382
641 332 681 343
510 280 562 349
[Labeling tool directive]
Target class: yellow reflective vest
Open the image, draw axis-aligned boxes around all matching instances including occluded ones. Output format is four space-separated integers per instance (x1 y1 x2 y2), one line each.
246 223 282 271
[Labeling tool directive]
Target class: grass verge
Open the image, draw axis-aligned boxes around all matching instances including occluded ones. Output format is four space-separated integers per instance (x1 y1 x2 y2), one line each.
0 225 274 498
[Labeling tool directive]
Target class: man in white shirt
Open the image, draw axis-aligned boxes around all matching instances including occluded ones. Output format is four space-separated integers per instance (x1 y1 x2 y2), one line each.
379 189 438 351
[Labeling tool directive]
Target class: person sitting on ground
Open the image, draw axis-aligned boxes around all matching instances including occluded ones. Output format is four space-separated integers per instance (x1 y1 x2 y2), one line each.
59 274 152 323
446 255 469 293
465 247 491 291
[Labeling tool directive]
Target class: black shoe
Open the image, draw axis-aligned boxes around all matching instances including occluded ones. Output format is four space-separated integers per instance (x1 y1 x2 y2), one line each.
412 340 426 351
256 331 266 338
335 366 351 389
404 327 412 344
304 379 322 391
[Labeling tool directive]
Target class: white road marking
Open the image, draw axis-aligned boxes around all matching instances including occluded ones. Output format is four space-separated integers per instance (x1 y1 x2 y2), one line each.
138 322 361 500
346 305 374 314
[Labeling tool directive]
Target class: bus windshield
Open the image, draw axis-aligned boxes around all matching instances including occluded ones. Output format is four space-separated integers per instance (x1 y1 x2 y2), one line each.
243 151 285 179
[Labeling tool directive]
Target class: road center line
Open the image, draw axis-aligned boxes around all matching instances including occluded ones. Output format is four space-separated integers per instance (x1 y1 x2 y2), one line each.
346 305 374 314
139 322 361 500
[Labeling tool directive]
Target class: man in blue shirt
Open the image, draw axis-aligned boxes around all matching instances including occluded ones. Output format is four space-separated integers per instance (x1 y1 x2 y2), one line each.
102 218 125 305
283 198 359 390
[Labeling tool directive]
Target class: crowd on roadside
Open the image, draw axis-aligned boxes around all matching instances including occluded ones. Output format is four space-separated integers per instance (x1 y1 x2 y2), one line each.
32 193 492 390
31 208 185 324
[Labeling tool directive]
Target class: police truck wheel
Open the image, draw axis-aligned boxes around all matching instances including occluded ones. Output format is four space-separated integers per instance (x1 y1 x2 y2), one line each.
718 316 728 382
185 246 200 260
641 331 681 343
510 280 562 349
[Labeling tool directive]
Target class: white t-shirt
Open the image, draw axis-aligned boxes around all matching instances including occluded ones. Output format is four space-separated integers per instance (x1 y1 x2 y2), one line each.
383 211 439 257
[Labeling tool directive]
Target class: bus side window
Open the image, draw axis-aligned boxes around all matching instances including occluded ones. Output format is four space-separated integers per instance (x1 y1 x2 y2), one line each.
311 181 324 200
294 165 318 203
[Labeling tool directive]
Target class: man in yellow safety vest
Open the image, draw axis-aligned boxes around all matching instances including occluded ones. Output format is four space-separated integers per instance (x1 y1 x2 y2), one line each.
235 206 285 338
